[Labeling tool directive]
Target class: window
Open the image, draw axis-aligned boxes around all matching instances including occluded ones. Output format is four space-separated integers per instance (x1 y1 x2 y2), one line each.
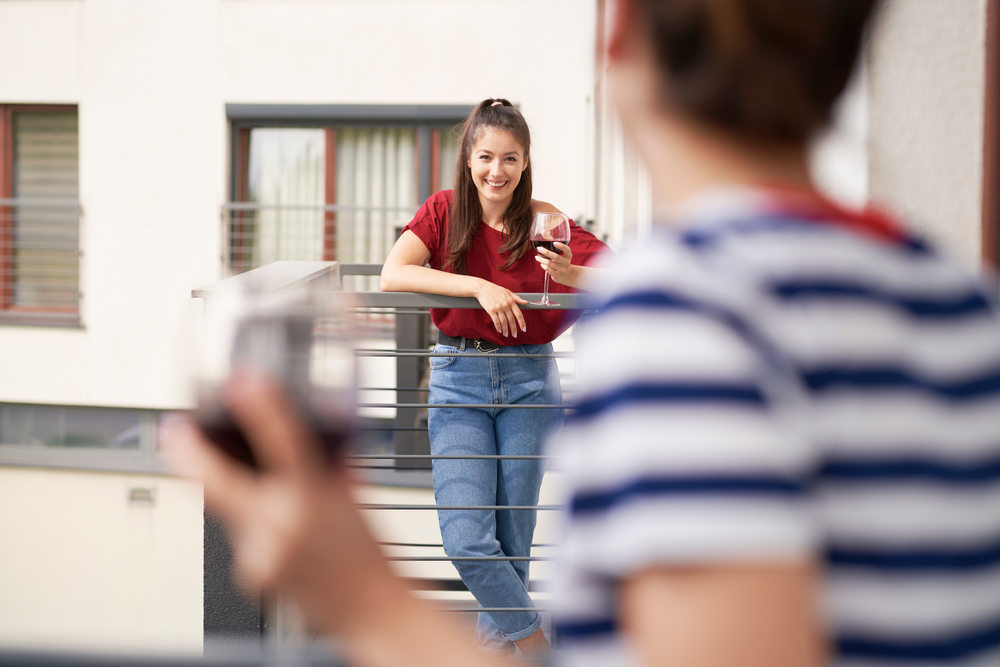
0 104 80 324
0 402 162 472
224 105 469 278
0 403 148 449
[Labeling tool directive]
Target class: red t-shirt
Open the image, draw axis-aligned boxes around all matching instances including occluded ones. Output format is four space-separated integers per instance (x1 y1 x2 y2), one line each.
403 190 609 346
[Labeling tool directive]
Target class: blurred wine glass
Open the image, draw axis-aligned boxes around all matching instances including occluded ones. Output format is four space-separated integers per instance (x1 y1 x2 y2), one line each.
192 279 357 469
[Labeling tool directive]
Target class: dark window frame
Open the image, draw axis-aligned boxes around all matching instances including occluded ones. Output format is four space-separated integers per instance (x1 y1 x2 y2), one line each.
226 103 473 201
225 104 471 270
984 0 1000 268
0 103 82 326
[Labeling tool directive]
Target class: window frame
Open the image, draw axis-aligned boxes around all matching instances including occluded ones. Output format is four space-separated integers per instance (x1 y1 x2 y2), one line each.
0 402 164 474
226 104 471 269
0 103 82 326
983 0 999 268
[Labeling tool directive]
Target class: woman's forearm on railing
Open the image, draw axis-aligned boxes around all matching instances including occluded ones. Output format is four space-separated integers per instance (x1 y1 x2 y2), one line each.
380 263 485 298
380 230 486 297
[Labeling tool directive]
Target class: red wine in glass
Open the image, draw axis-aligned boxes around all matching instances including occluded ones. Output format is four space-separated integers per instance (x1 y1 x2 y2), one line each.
529 212 571 306
195 389 354 470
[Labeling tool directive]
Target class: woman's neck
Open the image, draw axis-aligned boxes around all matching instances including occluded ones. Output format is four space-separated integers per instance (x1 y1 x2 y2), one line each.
479 197 509 231
639 113 813 220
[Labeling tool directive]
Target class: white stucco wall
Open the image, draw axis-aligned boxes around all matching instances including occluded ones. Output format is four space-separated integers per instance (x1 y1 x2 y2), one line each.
0 468 204 653
0 0 597 410
867 0 987 266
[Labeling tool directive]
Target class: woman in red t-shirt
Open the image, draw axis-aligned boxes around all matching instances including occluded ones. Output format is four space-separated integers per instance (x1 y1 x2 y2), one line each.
380 98 607 656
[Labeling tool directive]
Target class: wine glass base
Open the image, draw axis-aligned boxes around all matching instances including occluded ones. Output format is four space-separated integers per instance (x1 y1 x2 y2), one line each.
528 299 559 306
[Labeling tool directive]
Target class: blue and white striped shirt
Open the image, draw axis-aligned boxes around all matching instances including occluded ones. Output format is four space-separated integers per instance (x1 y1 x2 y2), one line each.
552 188 1000 666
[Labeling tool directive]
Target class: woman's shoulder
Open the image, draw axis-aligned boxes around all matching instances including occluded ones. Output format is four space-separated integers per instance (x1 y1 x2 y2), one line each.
413 190 454 224
530 199 564 216
428 189 454 206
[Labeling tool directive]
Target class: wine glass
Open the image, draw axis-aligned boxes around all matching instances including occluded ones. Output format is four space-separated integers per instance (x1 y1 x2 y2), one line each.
192 278 357 470
528 212 571 306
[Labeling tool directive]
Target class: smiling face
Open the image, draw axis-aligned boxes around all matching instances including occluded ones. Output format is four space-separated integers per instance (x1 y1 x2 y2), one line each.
466 126 528 213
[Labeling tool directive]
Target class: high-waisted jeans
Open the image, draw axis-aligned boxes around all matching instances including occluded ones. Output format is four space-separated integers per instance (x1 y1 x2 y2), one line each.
428 340 563 650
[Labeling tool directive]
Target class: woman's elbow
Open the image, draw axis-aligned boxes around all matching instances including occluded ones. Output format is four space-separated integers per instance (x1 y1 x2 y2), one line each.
379 267 398 292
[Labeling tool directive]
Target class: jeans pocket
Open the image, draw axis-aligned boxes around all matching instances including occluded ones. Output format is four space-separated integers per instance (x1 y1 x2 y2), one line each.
429 344 459 370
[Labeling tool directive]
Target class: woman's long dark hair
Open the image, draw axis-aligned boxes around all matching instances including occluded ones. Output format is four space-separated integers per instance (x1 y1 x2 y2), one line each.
445 98 533 273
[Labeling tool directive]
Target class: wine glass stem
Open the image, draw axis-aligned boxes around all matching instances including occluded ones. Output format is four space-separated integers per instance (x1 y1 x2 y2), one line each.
541 271 551 305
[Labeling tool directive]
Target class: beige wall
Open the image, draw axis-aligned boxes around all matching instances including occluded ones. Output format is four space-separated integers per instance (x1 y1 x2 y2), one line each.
0 468 203 653
868 0 988 266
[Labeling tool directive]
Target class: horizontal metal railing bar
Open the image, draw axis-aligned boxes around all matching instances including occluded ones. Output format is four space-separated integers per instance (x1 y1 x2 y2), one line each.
222 202 414 212
193 261 335 298
346 290 586 310
2 241 79 251
0 197 81 208
382 541 554 548
355 350 572 358
0 287 79 297
387 556 550 562
0 310 79 320
0 228 79 238
404 577 547 594
358 417 590 430
356 425 428 432
347 454 549 460
339 263 384 276
358 386 429 392
360 504 562 510
350 308 432 315
358 403 565 409
439 607 548 613
2 269 79 279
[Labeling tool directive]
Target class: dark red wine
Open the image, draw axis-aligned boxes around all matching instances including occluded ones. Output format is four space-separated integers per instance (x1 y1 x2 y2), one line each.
533 240 561 254
195 390 353 470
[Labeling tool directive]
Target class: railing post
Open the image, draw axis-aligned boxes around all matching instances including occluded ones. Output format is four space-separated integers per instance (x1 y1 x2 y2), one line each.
393 309 431 469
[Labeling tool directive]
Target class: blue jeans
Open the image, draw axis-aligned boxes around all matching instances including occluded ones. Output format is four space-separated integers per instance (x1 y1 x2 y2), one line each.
428 340 562 650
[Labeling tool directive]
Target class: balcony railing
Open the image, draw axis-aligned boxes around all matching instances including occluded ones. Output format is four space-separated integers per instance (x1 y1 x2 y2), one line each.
0 197 81 323
194 261 587 641
219 202 415 281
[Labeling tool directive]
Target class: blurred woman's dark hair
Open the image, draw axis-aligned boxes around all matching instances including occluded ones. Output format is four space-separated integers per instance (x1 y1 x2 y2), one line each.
635 0 881 143
447 98 533 274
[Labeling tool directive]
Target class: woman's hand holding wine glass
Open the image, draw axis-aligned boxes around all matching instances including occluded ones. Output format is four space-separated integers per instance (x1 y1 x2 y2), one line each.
535 241 575 286
529 212 571 306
